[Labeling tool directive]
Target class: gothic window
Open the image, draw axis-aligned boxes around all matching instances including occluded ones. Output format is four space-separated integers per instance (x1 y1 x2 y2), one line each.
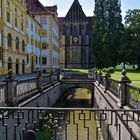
7 33 12 47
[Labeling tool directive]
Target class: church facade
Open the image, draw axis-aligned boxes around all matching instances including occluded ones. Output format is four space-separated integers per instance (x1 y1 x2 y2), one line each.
59 0 94 68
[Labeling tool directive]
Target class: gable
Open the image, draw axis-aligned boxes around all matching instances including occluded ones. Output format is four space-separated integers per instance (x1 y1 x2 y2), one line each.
65 0 86 22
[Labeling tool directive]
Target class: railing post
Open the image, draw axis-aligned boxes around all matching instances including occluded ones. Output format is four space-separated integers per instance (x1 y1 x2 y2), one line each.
94 70 98 80
98 69 102 86
57 69 60 81
119 69 131 108
36 69 42 92
50 70 53 85
104 69 111 93
3 70 18 106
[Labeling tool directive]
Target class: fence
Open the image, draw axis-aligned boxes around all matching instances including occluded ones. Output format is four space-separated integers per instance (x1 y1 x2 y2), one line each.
0 107 139 140
96 73 140 109
126 84 140 109
0 71 61 106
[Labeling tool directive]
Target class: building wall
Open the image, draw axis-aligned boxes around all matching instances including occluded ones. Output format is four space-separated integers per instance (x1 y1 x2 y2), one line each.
26 14 42 73
2 0 27 74
34 12 59 71
0 0 60 75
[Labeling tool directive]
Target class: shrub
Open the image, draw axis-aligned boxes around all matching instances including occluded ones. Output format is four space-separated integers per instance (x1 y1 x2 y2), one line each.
102 68 107 73
108 67 115 73
92 67 97 73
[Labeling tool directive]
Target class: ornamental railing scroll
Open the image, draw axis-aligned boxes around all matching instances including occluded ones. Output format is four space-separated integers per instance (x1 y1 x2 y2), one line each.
0 107 139 140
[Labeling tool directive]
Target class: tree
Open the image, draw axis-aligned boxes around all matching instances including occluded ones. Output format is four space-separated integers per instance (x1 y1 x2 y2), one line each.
92 0 123 68
124 9 140 69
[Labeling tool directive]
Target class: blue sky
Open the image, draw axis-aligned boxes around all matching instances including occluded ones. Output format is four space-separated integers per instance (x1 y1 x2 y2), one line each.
40 0 140 20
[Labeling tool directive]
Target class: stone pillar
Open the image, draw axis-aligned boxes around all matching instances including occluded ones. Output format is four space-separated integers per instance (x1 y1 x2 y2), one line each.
36 69 42 92
104 69 111 93
3 70 18 106
94 70 98 80
119 69 131 108
98 69 102 86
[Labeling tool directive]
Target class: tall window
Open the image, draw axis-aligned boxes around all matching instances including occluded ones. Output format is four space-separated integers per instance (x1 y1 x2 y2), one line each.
15 37 19 49
36 56 38 64
8 57 12 71
7 12 10 23
27 54 29 63
15 17 18 27
42 43 47 49
7 33 12 47
42 57 47 65
22 40 25 52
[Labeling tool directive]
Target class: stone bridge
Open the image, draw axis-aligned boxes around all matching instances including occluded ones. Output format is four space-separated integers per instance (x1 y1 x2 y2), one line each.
0 71 139 140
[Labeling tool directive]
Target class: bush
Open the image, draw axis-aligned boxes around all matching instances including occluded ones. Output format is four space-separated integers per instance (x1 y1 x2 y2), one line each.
108 67 115 73
92 67 97 72
102 68 107 73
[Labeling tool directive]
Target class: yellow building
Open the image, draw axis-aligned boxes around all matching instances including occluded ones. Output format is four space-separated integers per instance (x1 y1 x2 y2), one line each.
1 0 27 75
0 0 59 75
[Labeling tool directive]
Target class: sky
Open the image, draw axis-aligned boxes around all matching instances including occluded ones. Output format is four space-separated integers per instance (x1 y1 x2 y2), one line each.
40 0 140 20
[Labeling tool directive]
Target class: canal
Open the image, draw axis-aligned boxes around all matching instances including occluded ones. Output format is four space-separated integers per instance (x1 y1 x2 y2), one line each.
38 88 100 140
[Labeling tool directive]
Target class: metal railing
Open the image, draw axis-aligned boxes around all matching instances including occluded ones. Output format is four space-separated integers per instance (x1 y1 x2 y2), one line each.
0 83 6 106
17 78 38 100
126 84 140 109
0 107 139 140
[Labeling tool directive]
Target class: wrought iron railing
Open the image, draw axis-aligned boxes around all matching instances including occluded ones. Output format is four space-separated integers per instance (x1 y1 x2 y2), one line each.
17 78 37 100
108 79 120 98
0 107 139 140
0 83 6 106
126 84 140 109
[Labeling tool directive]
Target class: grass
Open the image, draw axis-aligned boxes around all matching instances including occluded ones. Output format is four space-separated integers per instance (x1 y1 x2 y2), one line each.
71 69 88 73
72 68 140 87
111 71 140 87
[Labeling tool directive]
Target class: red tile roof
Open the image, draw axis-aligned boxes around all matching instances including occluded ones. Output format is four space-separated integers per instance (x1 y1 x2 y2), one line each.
26 0 49 14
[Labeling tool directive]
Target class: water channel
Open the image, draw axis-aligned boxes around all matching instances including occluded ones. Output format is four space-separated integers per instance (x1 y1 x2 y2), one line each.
38 88 100 140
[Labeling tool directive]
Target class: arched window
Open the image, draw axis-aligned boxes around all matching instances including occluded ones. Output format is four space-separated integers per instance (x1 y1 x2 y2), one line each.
22 59 25 74
15 37 19 49
7 33 12 47
22 40 25 52
27 54 29 63
16 58 19 74
8 57 12 71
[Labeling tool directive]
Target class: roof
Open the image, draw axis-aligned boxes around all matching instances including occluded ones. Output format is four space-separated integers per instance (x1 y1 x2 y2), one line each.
26 0 49 14
45 6 57 13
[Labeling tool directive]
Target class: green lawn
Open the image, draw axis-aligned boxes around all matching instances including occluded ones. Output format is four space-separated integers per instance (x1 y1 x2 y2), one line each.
72 68 140 88
71 69 89 73
111 71 140 87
